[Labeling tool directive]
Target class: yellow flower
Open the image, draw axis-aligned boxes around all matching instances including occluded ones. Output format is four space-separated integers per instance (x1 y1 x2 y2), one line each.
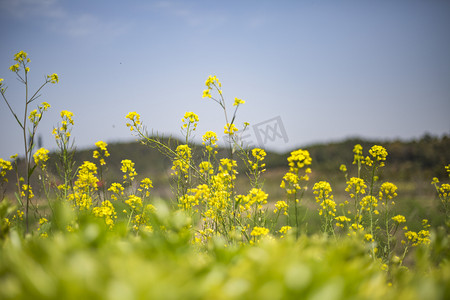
287 149 312 174
274 200 288 215
125 112 141 131
364 233 374 242
379 182 398 202
125 194 143 211
138 178 153 197
202 89 211 98
352 144 363 164
182 112 199 130
250 226 269 236
224 123 238 135
369 145 388 167
47 73 59 83
0 158 13 181
392 215 406 224
10 64 20 72
14 50 28 62
121 159 137 181
345 177 367 198
33 148 50 169
233 98 245 106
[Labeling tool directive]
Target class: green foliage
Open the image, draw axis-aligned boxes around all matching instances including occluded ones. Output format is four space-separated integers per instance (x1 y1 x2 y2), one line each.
0 207 449 300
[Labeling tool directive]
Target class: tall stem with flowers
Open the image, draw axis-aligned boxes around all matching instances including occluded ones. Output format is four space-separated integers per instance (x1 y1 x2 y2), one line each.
0 51 58 233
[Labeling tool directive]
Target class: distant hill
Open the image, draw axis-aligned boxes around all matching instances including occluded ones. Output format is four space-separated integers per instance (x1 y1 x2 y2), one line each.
3 134 449 198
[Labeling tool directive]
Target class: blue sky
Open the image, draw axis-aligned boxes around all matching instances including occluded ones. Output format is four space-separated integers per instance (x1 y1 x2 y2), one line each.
1 0 449 159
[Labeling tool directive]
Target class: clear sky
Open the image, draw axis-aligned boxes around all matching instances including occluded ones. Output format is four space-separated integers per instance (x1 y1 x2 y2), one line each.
1 0 449 159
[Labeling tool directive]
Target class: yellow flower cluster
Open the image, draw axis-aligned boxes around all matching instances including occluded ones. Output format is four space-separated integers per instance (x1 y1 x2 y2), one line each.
274 200 288 215
438 183 450 199
280 149 312 196
125 194 143 211
199 161 214 175
28 102 51 125
335 215 351 228
93 141 110 165
202 75 221 98
352 144 364 164
224 123 238 135
0 158 13 183
368 145 388 167
359 195 378 213
108 182 124 200
287 149 312 174
68 161 98 210
250 226 269 237
245 188 268 211
47 73 59 84
280 172 300 195
138 178 153 197
10 51 30 73
93 200 117 228
171 145 192 177
392 215 406 223
233 98 245 106
21 184 34 199
279 225 292 236
33 148 50 170
345 177 367 198
182 112 199 130
379 182 398 205
202 131 218 152
125 112 141 131
313 181 336 217
248 148 267 172
403 230 430 247
52 110 74 141
121 159 137 181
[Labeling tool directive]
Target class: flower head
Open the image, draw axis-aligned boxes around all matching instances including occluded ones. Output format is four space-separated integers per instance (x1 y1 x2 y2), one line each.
233 98 245 106
47 73 59 83
33 148 50 170
126 112 141 131
224 123 238 135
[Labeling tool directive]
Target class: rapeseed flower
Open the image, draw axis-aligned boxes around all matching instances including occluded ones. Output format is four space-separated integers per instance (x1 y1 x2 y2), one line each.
125 194 143 211
345 177 367 198
379 182 398 205
233 98 245 106
33 148 50 170
93 141 110 165
93 200 117 228
68 161 98 210
392 215 406 224
47 73 59 84
138 178 153 197
274 200 288 215
125 111 141 131
108 182 124 200
368 145 388 167
251 226 269 236
224 123 238 135
172 145 192 177
0 158 13 182
121 159 137 181
352 144 364 164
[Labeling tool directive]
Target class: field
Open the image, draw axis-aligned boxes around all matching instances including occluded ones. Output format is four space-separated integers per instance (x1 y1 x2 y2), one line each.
1 51 449 299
